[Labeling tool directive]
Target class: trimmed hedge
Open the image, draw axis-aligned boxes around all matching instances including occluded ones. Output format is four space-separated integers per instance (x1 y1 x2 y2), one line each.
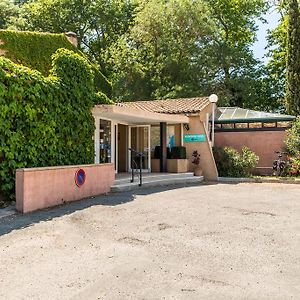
213 146 258 177
170 146 186 159
0 30 112 96
0 49 98 200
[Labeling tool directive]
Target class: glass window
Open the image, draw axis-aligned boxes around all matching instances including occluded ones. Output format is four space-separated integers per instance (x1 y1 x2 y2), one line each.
99 119 111 163
235 123 248 129
277 121 292 128
221 123 234 129
263 122 276 128
248 122 262 128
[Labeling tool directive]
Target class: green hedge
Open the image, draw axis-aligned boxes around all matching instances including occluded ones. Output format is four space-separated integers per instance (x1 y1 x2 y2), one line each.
170 146 186 159
213 146 259 177
0 49 97 200
0 30 112 96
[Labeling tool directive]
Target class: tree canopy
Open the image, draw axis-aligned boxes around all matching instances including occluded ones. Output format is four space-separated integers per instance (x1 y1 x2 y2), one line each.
1 0 295 112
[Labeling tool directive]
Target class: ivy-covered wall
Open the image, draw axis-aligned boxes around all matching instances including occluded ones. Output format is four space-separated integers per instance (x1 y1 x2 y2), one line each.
0 48 110 200
0 30 112 96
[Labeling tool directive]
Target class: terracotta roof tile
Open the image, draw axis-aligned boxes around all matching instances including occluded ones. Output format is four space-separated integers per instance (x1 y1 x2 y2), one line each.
116 97 209 114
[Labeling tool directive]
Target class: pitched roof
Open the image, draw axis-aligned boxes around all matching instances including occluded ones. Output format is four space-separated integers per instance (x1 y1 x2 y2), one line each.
215 107 296 123
116 97 210 114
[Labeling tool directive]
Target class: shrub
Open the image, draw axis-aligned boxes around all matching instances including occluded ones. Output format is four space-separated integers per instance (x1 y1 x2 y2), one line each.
153 146 171 159
285 117 300 157
0 49 98 200
213 146 259 177
170 146 186 159
284 117 300 177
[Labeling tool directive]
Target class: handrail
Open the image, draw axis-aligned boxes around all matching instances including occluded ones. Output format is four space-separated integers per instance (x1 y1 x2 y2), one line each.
128 148 145 186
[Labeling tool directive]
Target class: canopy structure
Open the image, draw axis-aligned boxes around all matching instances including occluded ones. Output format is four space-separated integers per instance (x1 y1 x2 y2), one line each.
214 107 296 124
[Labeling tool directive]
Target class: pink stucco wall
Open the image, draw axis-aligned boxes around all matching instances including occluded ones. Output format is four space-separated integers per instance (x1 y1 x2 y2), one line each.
16 164 115 213
215 130 287 174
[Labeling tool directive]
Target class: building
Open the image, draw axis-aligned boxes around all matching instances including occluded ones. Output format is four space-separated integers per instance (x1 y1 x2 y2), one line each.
213 107 296 174
92 97 218 181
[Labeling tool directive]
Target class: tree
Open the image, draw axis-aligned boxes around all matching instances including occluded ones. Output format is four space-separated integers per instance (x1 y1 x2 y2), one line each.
107 0 272 108
0 0 18 29
286 0 300 115
106 0 215 101
14 0 137 74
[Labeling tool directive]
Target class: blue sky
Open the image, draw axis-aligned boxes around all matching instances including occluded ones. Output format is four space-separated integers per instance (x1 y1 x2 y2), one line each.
252 10 281 63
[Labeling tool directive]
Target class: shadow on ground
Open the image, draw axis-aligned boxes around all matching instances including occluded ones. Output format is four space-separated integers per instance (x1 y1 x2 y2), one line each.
0 183 207 237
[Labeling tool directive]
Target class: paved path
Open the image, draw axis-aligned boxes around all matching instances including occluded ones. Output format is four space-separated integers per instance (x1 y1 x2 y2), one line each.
0 183 299 299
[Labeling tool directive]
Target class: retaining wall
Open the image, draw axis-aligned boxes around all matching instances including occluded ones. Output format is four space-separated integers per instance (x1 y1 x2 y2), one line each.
16 163 115 213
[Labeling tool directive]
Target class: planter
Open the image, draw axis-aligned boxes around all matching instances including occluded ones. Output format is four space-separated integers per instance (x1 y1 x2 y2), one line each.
167 159 188 173
194 166 203 176
151 159 160 173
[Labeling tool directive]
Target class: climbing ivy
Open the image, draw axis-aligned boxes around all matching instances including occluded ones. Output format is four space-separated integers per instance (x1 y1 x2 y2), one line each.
0 48 107 200
0 30 112 96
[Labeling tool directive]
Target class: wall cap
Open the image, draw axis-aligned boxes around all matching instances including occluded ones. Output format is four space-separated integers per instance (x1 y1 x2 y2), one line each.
16 163 114 172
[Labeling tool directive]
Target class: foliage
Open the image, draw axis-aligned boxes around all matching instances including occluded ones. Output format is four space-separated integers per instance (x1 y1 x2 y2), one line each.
0 49 97 200
192 150 201 165
286 0 300 115
0 0 18 29
94 91 114 105
266 11 288 109
285 117 300 156
14 0 137 75
0 29 112 94
170 146 186 159
213 146 259 177
285 156 300 176
106 0 274 108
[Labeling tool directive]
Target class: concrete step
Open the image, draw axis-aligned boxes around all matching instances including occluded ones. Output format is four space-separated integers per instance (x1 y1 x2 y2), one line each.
114 172 195 185
111 174 204 193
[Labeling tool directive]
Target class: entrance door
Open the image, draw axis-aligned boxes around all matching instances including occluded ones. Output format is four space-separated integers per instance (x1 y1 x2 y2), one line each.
129 126 151 172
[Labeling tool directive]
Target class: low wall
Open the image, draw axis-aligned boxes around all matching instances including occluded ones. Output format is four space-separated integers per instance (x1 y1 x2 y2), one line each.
215 130 287 174
16 163 115 213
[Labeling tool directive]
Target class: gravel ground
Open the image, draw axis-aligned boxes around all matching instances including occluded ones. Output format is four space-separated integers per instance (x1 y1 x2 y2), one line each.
0 183 299 300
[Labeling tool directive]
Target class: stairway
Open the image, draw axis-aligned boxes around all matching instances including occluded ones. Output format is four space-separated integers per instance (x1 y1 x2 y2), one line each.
111 172 204 193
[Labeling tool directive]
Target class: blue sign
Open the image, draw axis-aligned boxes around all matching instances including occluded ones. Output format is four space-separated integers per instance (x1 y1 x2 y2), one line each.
75 169 86 187
184 134 206 143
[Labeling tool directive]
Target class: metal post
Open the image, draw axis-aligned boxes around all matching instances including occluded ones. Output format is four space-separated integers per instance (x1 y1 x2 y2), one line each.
130 150 134 183
211 103 215 147
160 122 167 172
139 154 142 186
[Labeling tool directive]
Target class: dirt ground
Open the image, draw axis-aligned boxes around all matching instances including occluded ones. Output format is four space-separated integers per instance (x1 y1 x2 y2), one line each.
0 183 299 300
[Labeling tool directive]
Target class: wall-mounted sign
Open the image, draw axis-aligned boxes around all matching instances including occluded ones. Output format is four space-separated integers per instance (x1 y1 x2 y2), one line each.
184 134 206 143
75 169 86 187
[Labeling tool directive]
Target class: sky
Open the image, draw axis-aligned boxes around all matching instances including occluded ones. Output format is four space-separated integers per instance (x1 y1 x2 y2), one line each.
252 9 281 63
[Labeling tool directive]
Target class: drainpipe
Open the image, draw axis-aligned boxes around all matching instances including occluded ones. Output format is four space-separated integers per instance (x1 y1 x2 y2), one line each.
209 94 218 147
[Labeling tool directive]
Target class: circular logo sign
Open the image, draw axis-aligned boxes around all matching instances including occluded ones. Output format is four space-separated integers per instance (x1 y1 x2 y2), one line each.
75 169 86 187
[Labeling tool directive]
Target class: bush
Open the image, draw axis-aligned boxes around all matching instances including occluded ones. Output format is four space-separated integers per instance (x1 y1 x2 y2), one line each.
285 117 300 157
0 49 98 200
170 146 186 159
284 117 300 177
153 146 171 159
213 146 259 177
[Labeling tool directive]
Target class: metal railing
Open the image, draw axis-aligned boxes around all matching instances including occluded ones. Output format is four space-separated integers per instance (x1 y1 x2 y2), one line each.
128 148 145 186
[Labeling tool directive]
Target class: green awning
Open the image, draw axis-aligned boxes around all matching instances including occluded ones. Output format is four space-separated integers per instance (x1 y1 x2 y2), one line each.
214 107 296 124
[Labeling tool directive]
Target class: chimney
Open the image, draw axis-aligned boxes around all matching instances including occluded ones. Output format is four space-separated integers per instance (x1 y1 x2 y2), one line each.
65 32 78 47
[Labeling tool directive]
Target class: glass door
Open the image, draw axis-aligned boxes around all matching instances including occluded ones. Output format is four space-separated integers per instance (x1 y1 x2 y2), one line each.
128 125 151 172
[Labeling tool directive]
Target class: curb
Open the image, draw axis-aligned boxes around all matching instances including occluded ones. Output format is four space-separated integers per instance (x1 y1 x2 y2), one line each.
218 177 300 184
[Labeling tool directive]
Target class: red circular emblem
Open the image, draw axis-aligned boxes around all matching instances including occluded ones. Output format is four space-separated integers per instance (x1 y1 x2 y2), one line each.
75 169 86 187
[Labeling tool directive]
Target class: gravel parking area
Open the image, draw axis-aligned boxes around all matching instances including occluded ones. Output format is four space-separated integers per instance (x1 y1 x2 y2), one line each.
0 183 299 299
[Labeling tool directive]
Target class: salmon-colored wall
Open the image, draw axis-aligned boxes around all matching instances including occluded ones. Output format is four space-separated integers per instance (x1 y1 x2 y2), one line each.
184 115 218 180
16 164 115 213
215 130 287 168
